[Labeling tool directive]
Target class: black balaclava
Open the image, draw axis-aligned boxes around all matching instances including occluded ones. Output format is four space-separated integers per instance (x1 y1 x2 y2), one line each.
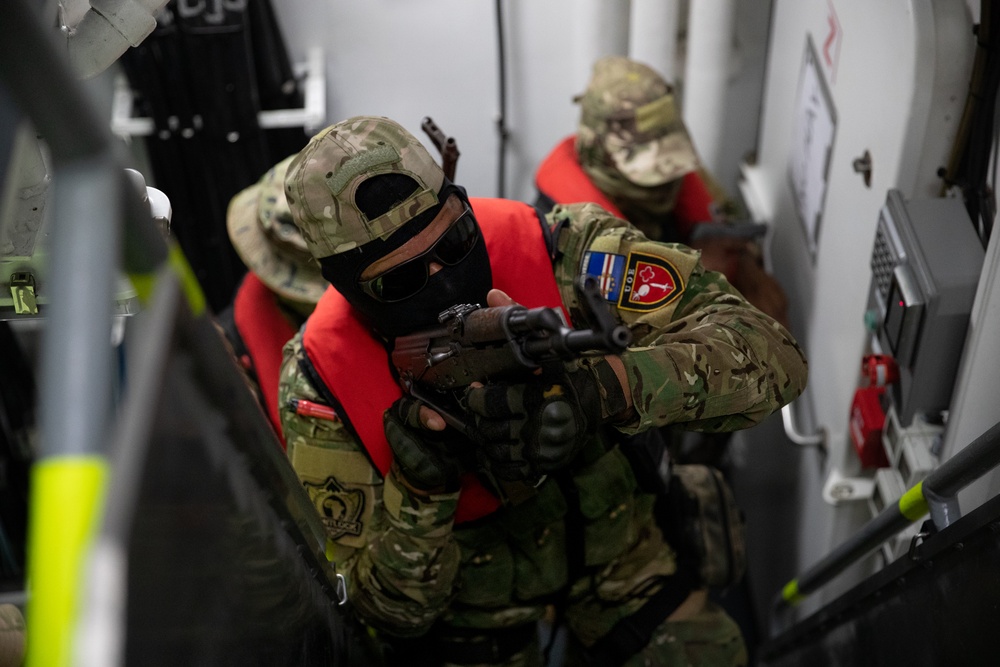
319 175 492 340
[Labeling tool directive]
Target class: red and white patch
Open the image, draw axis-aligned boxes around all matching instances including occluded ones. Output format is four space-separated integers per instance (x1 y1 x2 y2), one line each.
619 253 684 312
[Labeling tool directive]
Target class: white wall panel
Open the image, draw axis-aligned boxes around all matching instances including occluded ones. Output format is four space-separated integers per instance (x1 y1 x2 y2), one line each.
682 0 735 179
271 0 634 202
629 0 680 83
747 0 973 606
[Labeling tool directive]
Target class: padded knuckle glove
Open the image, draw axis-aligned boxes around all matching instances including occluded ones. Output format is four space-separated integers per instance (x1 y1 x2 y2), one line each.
384 396 461 491
464 358 627 480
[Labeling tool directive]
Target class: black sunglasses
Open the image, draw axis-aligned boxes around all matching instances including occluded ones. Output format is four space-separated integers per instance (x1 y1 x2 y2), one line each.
359 205 480 302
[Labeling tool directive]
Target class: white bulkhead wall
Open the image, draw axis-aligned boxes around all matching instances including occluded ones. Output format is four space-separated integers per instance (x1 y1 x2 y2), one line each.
271 0 612 201
269 0 769 227
747 0 1000 612
269 0 754 203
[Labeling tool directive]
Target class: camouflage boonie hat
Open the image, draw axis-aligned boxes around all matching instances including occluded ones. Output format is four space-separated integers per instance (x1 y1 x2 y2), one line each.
284 116 445 258
576 56 699 187
226 155 326 304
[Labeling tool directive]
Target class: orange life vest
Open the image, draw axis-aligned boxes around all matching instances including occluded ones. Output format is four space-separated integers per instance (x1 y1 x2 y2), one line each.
232 272 301 448
535 135 716 242
301 197 566 523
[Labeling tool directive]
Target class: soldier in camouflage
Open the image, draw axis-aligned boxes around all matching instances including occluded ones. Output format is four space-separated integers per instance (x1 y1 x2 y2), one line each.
575 56 703 238
540 55 789 330
278 115 808 666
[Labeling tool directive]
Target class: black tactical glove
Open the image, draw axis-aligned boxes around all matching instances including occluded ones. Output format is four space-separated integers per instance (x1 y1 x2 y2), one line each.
463 358 628 483
384 396 462 492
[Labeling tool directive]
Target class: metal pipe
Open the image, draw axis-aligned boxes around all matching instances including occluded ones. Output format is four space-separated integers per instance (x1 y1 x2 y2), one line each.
924 485 961 530
773 419 1000 621
40 157 121 458
1 1 126 462
74 269 180 667
573 0 631 87
65 0 168 80
781 402 825 448
682 0 737 176
779 498 911 608
0 4 168 665
100 268 181 541
629 0 681 82
495 0 508 198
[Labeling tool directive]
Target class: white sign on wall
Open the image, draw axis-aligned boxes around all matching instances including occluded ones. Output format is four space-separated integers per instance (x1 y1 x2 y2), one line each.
789 36 837 259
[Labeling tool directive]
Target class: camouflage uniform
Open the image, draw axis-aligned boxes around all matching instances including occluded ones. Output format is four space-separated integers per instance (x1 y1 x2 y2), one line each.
278 117 808 666
572 55 789 335
574 55 711 241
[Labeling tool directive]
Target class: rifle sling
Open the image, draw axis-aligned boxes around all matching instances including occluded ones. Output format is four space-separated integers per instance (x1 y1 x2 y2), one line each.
580 565 698 666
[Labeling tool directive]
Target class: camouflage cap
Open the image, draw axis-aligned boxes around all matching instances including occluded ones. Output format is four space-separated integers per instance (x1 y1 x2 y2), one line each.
576 56 699 187
284 116 445 258
226 155 327 304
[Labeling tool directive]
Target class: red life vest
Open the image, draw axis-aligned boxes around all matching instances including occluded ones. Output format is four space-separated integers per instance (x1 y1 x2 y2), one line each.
302 197 566 524
535 135 716 242
233 272 301 448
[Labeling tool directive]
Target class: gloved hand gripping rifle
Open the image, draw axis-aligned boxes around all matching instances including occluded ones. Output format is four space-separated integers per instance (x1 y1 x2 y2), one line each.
391 276 632 438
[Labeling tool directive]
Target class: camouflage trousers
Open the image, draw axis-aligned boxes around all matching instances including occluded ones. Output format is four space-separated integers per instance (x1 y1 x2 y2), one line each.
432 595 746 667
587 598 747 667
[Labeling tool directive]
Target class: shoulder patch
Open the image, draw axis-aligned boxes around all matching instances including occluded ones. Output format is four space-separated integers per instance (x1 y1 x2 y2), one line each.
303 476 366 539
618 252 684 311
581 251 627 302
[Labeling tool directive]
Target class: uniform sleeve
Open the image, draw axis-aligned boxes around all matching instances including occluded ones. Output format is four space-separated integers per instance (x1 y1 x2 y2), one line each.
549 202 808 433
278 332 461 637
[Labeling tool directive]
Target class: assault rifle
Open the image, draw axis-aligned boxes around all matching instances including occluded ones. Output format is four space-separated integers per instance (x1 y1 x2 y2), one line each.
421 116 460 182
391 276 632 438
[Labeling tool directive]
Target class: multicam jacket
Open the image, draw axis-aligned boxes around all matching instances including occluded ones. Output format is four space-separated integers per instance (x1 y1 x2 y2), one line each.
278 199 808 643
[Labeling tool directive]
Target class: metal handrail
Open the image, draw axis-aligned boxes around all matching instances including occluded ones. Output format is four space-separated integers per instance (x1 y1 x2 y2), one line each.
772 419 1000 628
1 6 166 663
781 401 826 448
0 3 341 665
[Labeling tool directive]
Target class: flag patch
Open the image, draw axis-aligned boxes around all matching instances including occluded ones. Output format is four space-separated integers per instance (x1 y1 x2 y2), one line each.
582 251 626 302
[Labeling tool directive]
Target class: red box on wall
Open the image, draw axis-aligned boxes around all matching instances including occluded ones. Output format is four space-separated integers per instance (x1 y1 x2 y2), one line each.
850 386 890 468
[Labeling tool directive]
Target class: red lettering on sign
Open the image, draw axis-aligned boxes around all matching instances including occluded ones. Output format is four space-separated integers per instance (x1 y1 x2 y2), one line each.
823 1 842 83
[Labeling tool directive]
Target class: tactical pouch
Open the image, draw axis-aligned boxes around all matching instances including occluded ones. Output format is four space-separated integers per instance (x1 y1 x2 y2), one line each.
663 464 746 589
